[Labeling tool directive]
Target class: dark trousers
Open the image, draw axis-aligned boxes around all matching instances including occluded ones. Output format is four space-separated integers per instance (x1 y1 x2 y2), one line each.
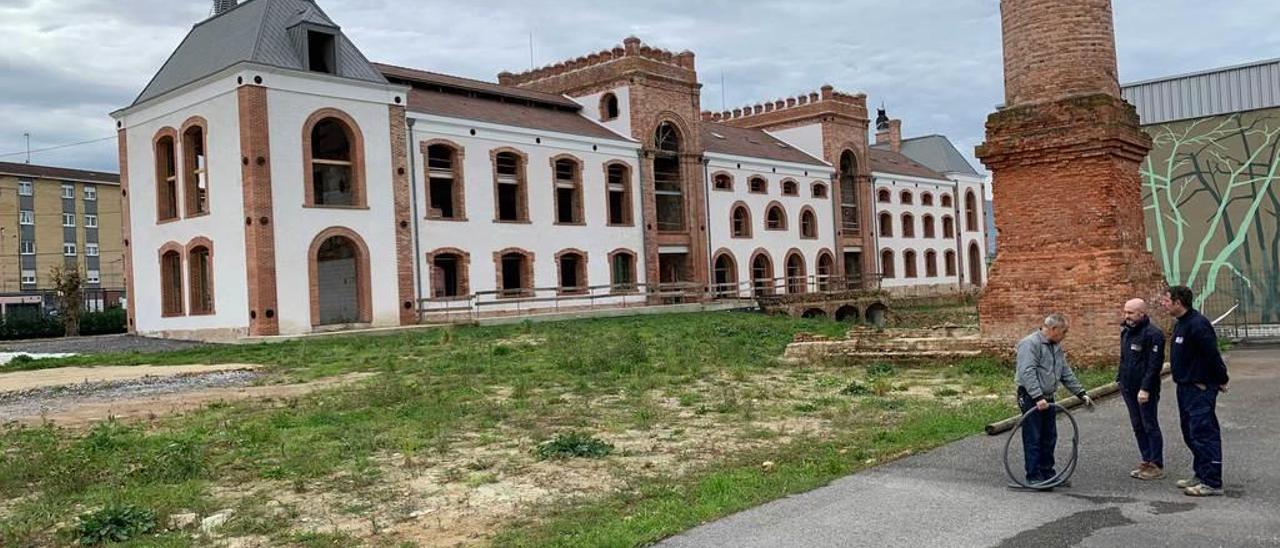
1120 385 1164 468
1017 390 1057 483
1176 383 1223 488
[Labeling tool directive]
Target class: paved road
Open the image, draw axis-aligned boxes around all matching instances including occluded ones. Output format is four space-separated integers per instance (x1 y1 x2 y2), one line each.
661 345 1280 548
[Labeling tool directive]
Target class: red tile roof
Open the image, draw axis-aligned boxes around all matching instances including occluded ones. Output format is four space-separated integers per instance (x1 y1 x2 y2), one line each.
868 148 947 180
375 63 582 109
701 123 828 167
0 161 119 185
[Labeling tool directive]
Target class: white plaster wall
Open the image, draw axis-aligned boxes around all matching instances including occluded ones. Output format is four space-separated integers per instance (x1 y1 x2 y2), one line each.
705 155 837 296
872 174 965 290
570 86 632 139
116 76 249 336
265 72 406 334
767 124 825 161
952 173 989 286
409 115 646 313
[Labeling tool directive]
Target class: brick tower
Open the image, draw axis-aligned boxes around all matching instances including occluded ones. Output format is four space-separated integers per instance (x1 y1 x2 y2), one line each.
975 0 1165 362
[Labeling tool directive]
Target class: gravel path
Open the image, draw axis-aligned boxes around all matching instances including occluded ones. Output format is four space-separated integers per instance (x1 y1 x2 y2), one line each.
0 370 261 422
0 334 211 355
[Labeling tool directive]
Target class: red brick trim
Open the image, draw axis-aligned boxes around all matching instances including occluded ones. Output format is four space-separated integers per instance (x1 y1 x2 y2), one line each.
490 147 529 222
179 116 210 218
899 190 914 205
185 236 215 316
783 248 807 294
389 106 417 324
153 127 180 223
603 160 634 227
799 206 818 239
308 226 374 327
748 247 774 295
729 200 752 239
781 178 799 196
710 170 735 192
748 175 769 194
810 181 828 199
424 247 471 299
554 248 589 295
878 188 892 203
302 107 367 208
550 154 586 226
763 200 787 231
420 138 468 221
493 247 535 298
606 248 639 294
238 85 279 335
599 92 620 121
158 241 185 317
118 129 137 333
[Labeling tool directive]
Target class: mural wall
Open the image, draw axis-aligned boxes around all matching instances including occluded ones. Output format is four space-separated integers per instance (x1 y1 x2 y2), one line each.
1141 106 1280 322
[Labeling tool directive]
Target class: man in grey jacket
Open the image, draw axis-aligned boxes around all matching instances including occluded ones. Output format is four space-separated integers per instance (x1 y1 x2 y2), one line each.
1015 314 1092 486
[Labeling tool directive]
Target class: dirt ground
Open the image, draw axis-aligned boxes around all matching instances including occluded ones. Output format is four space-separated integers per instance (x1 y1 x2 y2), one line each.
0 363 260 392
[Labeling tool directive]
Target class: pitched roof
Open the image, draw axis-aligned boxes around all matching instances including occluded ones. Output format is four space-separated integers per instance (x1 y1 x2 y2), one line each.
403 89 629 142
375 63 581 109
868 148 947 180
0 161 119 185
131 0 386 107
701 123 828 167
876 135 980 176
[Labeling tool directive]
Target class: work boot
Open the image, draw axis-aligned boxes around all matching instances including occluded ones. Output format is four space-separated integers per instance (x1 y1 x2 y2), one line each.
1137 465 1165 480
1129 462 1150 478
1176 477 1201 489
1183 484 1223 497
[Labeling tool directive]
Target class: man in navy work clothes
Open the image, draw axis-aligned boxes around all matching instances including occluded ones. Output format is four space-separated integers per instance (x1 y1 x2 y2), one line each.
1161 285 1230 497
1015 313 1092 487
1118 298 1166 480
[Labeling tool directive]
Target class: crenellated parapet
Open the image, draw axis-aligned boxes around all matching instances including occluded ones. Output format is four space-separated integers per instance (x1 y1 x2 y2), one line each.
704 85 869 130
498 36 696 91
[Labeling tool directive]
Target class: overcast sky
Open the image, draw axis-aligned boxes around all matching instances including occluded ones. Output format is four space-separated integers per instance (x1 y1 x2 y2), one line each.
1 0 1277 174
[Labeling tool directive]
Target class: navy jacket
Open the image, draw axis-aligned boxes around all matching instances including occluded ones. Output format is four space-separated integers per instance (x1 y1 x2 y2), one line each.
1170 309 1230 386
1118 317 1164 393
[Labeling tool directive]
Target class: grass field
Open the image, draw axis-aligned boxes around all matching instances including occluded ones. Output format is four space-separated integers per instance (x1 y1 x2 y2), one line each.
0 311 1115 547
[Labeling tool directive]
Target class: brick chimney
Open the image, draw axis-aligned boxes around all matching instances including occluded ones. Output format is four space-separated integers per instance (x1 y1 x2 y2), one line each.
874 108 902 152
213 0 238 15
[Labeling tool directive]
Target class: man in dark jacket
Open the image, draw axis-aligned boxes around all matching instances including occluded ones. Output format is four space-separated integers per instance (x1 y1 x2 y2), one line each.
1118 298 1165 480
1161 285 1230 497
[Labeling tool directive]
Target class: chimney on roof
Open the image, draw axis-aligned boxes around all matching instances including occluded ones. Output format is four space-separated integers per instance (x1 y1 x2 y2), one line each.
875 107 902 153
213 0 238 15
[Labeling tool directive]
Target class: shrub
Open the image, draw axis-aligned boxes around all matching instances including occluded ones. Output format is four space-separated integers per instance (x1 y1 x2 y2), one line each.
534 432 614 460
80 307 127 336
839 380 870 396
866 362 897 379
0 311 62 340
73 504 156 545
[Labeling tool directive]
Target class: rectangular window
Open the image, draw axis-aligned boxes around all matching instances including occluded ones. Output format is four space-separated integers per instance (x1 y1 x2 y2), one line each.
86 243 99 257
85 214 98 228
307 31 336 74
84 186 97 201
19 241 34 255
21 270 36 285
19 210 33 225
87 270 101 284
61 184 74 199
62 213 75 227
606 164 631 226
63 243 77 256
18 180 33 196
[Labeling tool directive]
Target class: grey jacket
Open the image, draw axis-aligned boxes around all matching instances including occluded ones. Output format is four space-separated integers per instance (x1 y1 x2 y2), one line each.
1015 330 1086 401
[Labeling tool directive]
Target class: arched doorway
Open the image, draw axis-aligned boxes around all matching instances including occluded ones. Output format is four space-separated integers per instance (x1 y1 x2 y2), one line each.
968 242 983 288
312 231 370 326
751 252 773 296
866 303 888 327
816 252 834 292
835 305 860 323
801 308 827 319
785 252 806 294
713 252 738 298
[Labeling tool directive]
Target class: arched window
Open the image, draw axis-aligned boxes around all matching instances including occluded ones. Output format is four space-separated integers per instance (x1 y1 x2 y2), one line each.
968 242 983 287
816 252 834 292
900 190 913 205
731 204 752 238
426 143 464 219
940 193 953 208
839 150 859 230
921 192 933 207
160 246 183 316
188 241 214 315
903 249 918 278
609 250 637 293
653 122 685 231
556 249 588 295
495 248 534 298
311 230 372 325
877 188 891 203
751 251 774 296
965 190 979 232
181 120 208 216
785 252 806 294
923 215 936 238
880 249 895 279
552 156 584 225
879 212 893 237
800 208 818 239
600 93 620 121
493 150 528 222
154 130 179 222
901 213 915 238
782 179 799 196
713 172 733 191
713 251 738 297
306 113 365 207
749 176 768 194
811 182 828 199
945 250 957 276
942 215 955 238
427 248 470 298
925 250 938 278
765 203 787 230
606 163 633 226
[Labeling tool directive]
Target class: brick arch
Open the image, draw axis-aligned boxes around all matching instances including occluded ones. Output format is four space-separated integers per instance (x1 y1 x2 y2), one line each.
185 236 215 316
599 92 620 121
647 112 695 153
920 191 934 206
153 126 180 223
302 108 367 208
158 241 185 317
810 181 829 199
549 153 586 226
554 248 589 294
783 247 807 294
490 147 530 223
425 247 471 298
878 188 892 203
493 247 535 298
711 247 739 296
815 248 836 291
607 248 639 293
764 200 787 230
710 170 735 191
421 138 467 220
899 189 914 204
747 175 769 194
799 205 819 239
729 200 752 238
748 247 774 295
308 227 373 326
780 178 800 196
179 116 210 217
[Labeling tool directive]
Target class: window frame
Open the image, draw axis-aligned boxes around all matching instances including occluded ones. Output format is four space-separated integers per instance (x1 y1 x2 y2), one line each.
18 180 33 196
86 243 100 257
302 109 367 209
19 210 33 225
62 242 77 256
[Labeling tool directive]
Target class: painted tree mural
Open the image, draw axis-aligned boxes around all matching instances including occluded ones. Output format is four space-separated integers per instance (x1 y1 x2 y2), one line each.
1141 108 1280 321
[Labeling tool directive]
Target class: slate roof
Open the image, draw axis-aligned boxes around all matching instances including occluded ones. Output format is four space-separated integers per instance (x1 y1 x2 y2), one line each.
878 134 981 177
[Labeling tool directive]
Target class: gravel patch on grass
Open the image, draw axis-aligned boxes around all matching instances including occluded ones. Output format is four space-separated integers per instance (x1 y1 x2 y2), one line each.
0 334 211 355
0 370 261 422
